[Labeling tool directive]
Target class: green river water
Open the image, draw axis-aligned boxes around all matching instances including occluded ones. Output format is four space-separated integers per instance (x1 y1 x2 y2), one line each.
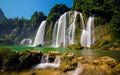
0 46 120 61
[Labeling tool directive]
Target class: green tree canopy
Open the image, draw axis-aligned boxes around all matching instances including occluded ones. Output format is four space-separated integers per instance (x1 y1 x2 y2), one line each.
110 13 120 40
47 4 70 23
30 11 46 28
72 0 120 22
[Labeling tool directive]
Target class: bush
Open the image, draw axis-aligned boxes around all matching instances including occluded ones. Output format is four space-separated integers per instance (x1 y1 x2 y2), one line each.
0 48 19 71
0 48 43 71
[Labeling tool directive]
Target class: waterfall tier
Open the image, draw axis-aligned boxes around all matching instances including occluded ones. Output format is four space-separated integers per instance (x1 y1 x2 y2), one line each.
52 11 95 47
80 16 95 47
33 20 46 46
33 11 95 48
33 55 61 69
21 38 32 45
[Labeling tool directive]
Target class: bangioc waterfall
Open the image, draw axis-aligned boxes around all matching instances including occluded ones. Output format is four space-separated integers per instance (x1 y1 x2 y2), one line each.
33 11 95 48
33 21 47 46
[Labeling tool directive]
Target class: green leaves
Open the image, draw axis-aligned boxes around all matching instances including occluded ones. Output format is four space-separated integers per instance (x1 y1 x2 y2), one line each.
48 4 70 24
30 11 46 27
110 13 120 40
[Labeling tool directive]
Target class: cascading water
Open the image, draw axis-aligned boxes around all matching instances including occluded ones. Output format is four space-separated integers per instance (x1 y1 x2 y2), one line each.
52 22 58 46
80 16 95 47
52 11 79 47
40 54 49 63
33 20 46 46
55 13 67 47
79 13 85 30
21 38 32 45
66 63 83 75
33 56 61 69
68 11 78 45
72 63 83 75
31 11 95 48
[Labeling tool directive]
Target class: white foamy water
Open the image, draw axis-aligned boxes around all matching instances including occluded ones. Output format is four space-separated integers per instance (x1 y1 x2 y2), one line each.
33 20 46 46
33 56 60 69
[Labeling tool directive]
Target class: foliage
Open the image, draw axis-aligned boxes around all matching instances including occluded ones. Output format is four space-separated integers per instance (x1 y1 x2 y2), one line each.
0 48 42 71
72 0 120 22
0 48 19 71
0 9 47 45
48 4 70 24
30 11 46 28
110 13 120 40
75 14 81 43
0 36 14 45
72 0 120 47
45 4 70 44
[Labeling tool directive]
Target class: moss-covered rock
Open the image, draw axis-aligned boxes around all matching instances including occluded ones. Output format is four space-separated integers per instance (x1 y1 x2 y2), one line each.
113 63 120 75
81 64 112 75
18 50 42 70
66 43 83 50
92 56 118 68
0 48 43 71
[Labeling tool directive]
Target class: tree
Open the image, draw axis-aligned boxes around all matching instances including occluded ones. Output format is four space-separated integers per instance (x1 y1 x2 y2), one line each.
48 4 70 23
110 13 120 40
45 4 70 44
30 11 46 28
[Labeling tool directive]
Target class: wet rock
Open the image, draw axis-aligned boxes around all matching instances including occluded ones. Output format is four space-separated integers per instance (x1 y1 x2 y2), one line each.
113 63 120 75
48 51 61 62
63 53 75 60
81 64 112 75
92 56 118 67
70 58 78 66
31 72 36 75
49 51 60 55
60 63 75 72
77 57 84 60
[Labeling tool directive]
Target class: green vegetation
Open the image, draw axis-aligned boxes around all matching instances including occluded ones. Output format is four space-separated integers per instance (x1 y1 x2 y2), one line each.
0 0 120 49
45 4 70 44
0 9 46 45
47 4 70 23
72 0 120 49
75 14 81 43
0 48 42 71
30 11 47 28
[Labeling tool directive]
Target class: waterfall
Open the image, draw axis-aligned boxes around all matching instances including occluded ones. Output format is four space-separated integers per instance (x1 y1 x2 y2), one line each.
80 16 95 47
72 63 83 75
21 38 32 45
52 22 58 46
33 56 61 69
69 11 78 45
54 56 61 65
66 63 83 75
55 13 67 47
52 11 95 47
33 20 46 46
79 13 85 30
52 11 79 47
40 54 49 63
45 54 49 63
31 11 95 48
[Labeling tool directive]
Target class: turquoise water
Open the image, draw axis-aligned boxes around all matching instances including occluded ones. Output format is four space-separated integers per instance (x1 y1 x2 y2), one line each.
0 46 120 61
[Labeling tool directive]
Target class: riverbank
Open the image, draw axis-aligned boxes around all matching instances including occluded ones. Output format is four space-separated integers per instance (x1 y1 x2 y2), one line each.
0 48 120 75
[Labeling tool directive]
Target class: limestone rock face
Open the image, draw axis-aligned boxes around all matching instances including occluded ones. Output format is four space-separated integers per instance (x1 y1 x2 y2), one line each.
0 8 6 20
